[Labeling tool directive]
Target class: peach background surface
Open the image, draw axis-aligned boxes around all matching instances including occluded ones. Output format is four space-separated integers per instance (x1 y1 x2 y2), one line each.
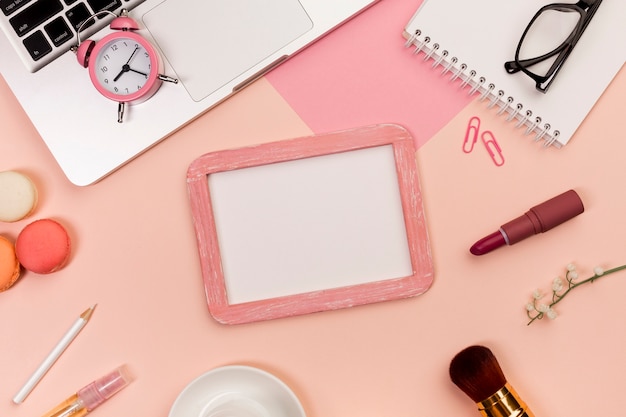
2 1 626 416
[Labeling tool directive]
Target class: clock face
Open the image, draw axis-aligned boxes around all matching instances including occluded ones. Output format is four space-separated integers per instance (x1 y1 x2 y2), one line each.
92 36 155 97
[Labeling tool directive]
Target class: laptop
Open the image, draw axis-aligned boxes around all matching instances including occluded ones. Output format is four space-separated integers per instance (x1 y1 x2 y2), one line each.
0 0 379 186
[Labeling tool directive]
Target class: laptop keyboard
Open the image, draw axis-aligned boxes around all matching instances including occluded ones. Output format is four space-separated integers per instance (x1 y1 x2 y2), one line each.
1 0 145 72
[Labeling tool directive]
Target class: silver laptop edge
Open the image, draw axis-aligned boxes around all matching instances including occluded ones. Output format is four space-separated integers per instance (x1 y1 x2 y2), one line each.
0 0 379 186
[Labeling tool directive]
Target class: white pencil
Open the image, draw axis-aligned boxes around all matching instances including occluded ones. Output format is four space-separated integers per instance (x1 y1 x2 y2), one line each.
13 305 96 404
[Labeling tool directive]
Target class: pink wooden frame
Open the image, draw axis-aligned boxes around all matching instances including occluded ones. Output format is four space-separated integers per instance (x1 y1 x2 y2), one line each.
187 124 433 324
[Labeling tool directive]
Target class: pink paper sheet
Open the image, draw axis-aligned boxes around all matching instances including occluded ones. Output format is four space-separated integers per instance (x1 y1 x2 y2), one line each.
266 0 472 148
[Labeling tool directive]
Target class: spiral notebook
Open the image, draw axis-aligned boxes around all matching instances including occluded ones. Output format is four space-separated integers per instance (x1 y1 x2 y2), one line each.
403 0 626 148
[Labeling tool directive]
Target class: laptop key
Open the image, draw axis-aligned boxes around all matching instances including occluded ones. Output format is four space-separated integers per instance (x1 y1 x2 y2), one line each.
23 30 52 60
8 0 63 37
44 16 73 47
1 0 32 17
87 0 122 14
66 3 94 31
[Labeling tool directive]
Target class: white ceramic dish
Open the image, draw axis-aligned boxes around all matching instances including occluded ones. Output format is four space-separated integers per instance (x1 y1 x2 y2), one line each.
168 365 306 417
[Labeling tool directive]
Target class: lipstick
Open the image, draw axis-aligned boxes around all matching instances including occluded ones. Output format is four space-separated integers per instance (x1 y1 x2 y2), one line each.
470 189 584 255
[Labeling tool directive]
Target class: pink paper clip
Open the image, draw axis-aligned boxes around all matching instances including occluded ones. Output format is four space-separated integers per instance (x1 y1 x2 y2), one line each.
481 130 505 166
463 116 480 153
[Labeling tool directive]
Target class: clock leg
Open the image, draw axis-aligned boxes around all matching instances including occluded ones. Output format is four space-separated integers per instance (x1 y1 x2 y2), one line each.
158 74 179 84
117 102 125 123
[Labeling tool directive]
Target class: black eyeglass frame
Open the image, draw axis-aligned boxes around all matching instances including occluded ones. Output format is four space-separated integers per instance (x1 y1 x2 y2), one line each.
504 0 603 93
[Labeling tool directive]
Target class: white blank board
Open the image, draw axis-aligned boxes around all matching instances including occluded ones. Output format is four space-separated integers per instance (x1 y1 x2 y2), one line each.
209 144 413 304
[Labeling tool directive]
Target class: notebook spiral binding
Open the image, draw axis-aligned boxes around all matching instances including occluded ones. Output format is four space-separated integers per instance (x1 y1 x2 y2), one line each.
404 29 560 147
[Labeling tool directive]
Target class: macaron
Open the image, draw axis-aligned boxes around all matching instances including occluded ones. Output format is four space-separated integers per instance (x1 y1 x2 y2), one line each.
0 170 38 222
0 236 21 291
15 219 71 274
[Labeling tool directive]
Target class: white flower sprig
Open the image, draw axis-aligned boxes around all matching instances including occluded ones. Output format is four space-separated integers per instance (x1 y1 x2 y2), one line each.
526 263 626 325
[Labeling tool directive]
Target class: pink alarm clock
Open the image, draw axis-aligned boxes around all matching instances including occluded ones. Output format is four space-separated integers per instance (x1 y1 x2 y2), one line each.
75 9 178 123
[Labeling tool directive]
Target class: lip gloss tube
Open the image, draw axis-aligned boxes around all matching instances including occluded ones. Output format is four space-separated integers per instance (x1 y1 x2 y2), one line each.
40 365 132 417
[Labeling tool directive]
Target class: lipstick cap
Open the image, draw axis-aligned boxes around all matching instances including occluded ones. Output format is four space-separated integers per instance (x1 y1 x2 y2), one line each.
77 365 132 411
501 190 584 244
529 189 584 231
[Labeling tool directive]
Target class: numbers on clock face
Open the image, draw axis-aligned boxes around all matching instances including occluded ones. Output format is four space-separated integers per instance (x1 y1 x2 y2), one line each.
94 38 153 96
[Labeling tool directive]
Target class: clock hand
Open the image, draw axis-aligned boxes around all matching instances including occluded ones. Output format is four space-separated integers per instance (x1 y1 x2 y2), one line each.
113 47 140 82
113 68 126 82
125 46 139 65
129 68 148 78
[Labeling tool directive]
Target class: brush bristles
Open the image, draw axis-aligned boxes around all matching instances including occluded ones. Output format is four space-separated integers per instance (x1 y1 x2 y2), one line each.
449 345 507 403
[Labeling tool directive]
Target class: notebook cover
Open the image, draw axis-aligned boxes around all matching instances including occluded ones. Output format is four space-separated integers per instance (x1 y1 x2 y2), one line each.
403 0 626 147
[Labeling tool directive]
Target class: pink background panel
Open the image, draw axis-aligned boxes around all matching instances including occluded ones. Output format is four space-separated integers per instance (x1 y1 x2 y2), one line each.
266 0 473 148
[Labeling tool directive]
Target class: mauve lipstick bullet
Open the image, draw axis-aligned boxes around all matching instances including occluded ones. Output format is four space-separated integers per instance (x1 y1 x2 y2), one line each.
470 189 585 255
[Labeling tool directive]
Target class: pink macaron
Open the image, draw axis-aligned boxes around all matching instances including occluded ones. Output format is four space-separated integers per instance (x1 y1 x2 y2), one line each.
15 219 71 274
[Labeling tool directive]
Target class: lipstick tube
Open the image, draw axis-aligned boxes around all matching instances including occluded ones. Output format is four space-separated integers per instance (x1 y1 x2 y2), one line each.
470 189 584 255
41 365 132 417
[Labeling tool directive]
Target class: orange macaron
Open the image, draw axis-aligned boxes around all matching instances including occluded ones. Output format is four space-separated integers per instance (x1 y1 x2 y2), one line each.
15 219 71 274
0 236 21 291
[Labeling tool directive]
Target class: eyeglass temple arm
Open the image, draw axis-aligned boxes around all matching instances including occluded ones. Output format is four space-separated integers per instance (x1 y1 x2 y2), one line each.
504 44 568 74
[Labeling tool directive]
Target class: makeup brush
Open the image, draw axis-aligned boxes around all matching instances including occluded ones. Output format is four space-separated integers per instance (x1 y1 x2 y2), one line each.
449 345 535 417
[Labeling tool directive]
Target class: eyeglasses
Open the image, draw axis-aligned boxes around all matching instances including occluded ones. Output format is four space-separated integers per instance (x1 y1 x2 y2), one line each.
504 0 602 93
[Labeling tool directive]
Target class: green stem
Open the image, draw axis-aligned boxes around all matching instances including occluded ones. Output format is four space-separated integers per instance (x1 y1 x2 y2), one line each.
527 311 542 325
527 264 626 325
